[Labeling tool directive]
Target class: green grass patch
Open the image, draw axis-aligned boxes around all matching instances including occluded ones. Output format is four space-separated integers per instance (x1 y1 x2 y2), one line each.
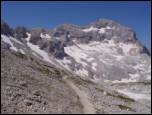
14 52 27 60
71 76 95 86
95 87 104 92
118 104 135 112
95 108 106 114
27 64 51 75
107 92 135 102
138 80 151 85
81 78 95 85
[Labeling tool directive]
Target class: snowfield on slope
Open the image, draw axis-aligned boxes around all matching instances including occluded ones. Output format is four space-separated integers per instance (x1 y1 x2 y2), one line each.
63 39 148 82
1 34 23 51
25 33 54 64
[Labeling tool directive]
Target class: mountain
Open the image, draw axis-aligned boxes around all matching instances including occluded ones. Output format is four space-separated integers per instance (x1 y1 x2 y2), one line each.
1 19 151 114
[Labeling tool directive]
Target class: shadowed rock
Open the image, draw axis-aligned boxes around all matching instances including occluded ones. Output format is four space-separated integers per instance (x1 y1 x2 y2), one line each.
1 20 14 36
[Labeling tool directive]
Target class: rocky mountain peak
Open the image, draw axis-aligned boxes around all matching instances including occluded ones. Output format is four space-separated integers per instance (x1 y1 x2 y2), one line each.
14 26 29 39
1 20 14 36
1 19 150 56
88 18 121 28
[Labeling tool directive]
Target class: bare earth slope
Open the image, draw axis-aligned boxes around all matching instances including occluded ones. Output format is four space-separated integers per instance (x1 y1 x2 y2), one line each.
1 49 84 114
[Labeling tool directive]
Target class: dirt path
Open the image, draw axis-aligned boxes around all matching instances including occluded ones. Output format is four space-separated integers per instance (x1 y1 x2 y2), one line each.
63 76 96 114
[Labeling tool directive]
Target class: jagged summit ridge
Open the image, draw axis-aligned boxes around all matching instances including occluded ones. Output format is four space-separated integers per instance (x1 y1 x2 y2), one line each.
1 19 150 56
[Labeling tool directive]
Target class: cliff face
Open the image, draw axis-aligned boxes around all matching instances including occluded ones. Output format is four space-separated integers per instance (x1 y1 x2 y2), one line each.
1 19 151 114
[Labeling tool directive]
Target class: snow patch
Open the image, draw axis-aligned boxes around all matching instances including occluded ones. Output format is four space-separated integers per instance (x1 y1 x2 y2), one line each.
129 73 140 80
82 26 113 33
11 37 23 45
146 75 151 80
32 52 41 58
67 34 71 38
1 34 18 51
133 64 146 72
27 42 52 63
82 26 98 32
40 33 51 39
104 80 110 83
106 26 112 29
75 68 88 77
19 49 26 54
1 34 23 46
62 57 71 64
92 75 100 81
55 57 72 71
25 33 53 64
76 40 115 53
119 43 136 55
92 63 97 66
92 62 97 71
100 59 113 66
26 33 31 42
87 57 94 62
55 59 71 71
55 37 61 40
114 55 124 61
112 78 137 83
64 45 88 67
98 28 106 34
117 89 151 101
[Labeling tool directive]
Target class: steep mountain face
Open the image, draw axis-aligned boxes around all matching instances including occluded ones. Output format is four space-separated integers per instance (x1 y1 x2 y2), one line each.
1 20 14 36
1 19 151 114
14 26 28 39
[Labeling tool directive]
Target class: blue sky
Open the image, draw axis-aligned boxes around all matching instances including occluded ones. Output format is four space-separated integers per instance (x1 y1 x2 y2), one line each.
1 1 151 48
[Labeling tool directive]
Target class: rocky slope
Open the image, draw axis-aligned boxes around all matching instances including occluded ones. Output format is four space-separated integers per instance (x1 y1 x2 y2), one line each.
1 19 151 114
